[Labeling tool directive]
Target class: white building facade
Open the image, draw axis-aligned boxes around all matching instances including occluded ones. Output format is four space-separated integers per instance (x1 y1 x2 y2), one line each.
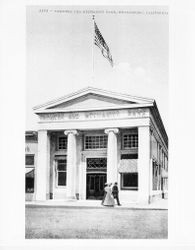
26 87 168 204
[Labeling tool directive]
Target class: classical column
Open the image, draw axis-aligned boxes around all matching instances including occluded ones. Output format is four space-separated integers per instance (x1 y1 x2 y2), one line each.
138 126 150 204
35 130 50 201
105 128 119 184
79 154 86 200
64 130 78 199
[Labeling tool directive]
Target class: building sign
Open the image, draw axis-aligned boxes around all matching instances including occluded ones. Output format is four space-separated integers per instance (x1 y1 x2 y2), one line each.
38 108 149 123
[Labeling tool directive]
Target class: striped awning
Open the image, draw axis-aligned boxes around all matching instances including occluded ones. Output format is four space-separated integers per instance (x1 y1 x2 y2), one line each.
118 159 138 173
25 168 34 178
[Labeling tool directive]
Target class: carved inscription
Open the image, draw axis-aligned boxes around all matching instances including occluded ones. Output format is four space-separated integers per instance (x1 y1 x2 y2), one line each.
127 108 146 117
68 113 79 119
39 109 148 122
84 110 119 119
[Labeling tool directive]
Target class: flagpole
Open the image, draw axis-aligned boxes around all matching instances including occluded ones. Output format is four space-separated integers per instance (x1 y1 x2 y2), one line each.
92 15 95 84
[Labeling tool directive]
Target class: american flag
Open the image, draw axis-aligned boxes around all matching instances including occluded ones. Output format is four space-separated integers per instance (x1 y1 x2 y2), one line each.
94 21 113 67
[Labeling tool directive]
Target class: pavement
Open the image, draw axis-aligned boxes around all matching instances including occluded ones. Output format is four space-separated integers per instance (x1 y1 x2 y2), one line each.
26 198 168 210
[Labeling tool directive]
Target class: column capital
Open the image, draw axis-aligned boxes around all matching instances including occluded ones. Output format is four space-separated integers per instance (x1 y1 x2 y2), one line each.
104 128 119 135
64 130 78 136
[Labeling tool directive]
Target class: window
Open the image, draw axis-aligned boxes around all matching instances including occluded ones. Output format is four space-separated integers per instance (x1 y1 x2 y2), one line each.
25 170 34 193
158 166 161 190
121 173 138 190
152 161 161 190
58 136 67 150
57 159 67 186
85 135 107 150
122 134 138 149
25 154 35 193
25 134 37 142
87 158 107 172
25 155 34 165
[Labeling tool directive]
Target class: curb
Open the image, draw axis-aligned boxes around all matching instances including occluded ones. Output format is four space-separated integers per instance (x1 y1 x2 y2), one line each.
25 204 168 210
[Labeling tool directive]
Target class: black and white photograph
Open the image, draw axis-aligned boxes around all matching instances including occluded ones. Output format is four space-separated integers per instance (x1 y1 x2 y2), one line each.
2 0 195 249
25 5 168 239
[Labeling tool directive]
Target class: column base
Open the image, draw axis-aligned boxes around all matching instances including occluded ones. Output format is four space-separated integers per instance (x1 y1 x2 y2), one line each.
66 196 77 201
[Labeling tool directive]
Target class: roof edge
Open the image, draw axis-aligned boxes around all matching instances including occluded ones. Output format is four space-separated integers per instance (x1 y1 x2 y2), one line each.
33 86 155 111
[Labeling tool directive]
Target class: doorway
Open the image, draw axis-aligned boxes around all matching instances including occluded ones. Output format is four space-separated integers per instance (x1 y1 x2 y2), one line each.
86 158 107 200
86 173 107 200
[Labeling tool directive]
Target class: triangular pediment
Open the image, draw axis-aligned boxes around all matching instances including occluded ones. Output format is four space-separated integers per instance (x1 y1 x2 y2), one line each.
34 87 154 112
47 93 135 110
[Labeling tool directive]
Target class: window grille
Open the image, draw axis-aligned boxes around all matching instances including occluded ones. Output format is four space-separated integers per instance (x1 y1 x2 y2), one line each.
123 134 138 149
58 136 67 150
85 135 107 149
87 158 107 172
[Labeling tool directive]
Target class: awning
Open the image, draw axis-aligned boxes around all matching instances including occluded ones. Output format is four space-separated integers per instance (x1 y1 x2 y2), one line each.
118 159 138 173
25 168 34 178
161 168 168 178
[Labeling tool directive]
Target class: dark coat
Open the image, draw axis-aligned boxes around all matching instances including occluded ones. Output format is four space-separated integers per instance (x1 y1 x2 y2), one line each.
112 185 119 198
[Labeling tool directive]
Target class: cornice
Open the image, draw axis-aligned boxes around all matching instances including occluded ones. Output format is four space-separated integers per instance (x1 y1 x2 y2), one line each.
33 87 154 111
34 103 153 114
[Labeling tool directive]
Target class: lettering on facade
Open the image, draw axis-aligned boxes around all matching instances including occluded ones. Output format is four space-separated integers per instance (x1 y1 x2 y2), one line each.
127 109 146 117
41 113 66 120
84 110 120 119
68 113 80 119
39 109 147 122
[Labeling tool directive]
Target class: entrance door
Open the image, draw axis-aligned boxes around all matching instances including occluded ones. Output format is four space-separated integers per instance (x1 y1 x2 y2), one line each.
86 158 107 200
86 173 107 200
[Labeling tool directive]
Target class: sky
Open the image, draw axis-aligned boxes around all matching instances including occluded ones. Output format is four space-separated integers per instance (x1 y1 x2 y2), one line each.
26 5 168 132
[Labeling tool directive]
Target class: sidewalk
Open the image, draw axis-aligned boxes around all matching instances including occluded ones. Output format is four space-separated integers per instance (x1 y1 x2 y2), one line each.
26 198 168 210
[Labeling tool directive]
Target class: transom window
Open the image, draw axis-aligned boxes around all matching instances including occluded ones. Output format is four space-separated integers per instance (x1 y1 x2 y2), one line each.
122 134 138 149
85 135 107 150
58 136 67 150
87 158 107 172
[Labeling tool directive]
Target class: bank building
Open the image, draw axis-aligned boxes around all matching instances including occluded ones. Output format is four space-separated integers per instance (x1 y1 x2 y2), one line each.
25 87 168 204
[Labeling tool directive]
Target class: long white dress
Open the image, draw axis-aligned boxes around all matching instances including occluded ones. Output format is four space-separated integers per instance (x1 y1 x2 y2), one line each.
102 186 115 207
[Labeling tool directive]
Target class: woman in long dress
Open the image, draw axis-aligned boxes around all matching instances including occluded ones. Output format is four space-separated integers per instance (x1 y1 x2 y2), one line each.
102 183 115 207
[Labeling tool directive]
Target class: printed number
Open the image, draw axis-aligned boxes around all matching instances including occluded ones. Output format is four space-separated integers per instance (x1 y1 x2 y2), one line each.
39 9 48 12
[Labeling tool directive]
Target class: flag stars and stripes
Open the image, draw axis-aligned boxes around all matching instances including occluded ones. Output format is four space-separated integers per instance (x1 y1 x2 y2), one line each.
94 21 114 67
